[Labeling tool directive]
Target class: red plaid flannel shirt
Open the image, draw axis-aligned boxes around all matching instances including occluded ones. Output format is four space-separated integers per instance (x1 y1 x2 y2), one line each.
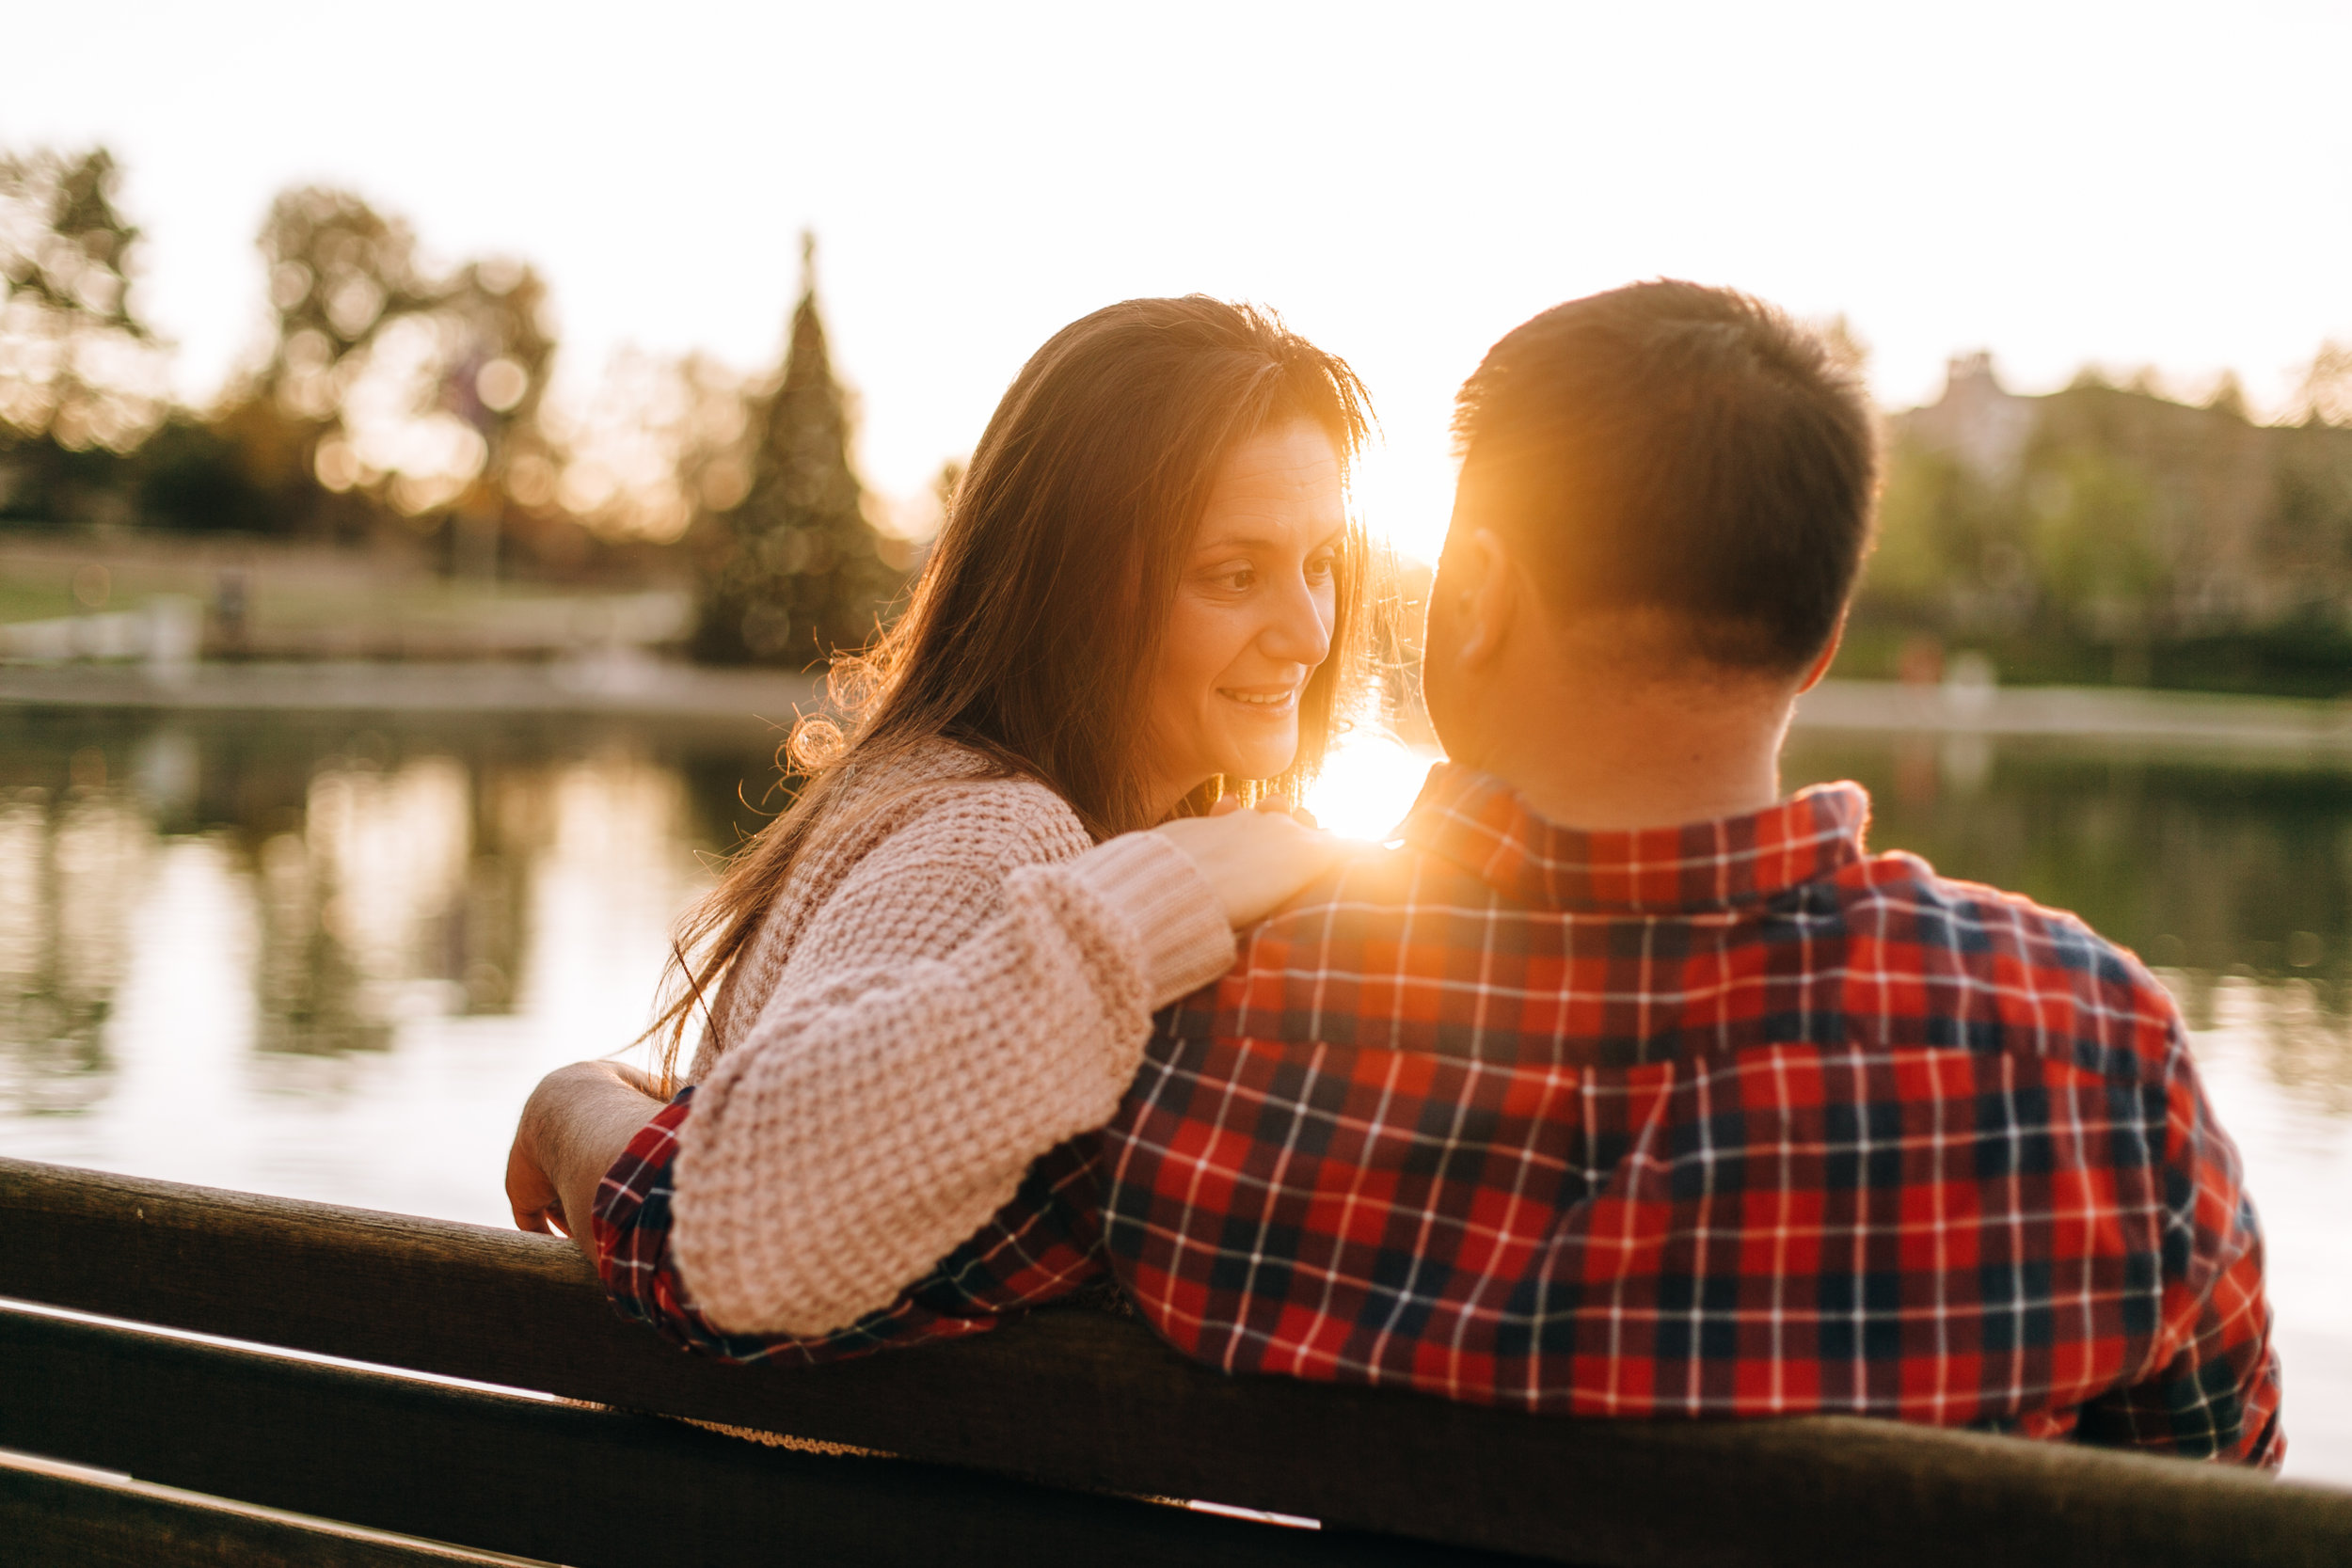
595 767 2283 1465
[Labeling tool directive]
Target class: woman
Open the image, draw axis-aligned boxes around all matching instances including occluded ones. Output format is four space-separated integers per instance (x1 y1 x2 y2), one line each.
506 296 1375 1337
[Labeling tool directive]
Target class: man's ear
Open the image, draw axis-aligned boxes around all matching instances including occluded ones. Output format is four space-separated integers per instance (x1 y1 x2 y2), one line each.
1794 610 1847 695
1452 529 1519 669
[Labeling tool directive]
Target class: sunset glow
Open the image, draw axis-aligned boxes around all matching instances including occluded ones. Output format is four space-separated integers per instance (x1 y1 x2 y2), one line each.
1306 729 1435 844
6 3 2347 567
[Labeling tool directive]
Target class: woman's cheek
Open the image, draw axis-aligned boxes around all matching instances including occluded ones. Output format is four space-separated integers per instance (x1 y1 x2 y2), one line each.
1191 598 1240 675
1172 594 1236 705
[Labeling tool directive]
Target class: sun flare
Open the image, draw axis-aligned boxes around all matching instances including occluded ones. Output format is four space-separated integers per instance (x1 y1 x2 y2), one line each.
1305 730 1436 844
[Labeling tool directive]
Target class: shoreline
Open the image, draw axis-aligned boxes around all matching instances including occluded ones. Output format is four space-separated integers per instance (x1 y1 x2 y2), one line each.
0 657 820 724
1792 680 2352 752
8 662 2352 753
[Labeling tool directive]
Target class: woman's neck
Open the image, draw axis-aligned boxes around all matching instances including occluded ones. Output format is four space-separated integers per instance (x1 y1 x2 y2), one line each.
1142 770 1220 827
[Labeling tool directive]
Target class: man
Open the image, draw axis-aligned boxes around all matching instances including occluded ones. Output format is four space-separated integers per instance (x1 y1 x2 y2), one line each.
569 281 2282 1463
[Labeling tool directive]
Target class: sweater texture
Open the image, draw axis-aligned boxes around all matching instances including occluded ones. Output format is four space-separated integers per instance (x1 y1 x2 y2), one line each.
668 739 1235 1336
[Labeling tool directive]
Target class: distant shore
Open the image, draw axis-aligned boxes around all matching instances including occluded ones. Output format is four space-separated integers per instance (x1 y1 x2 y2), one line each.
8 663 2352 757
1793 679 2352 754
0 657 821 724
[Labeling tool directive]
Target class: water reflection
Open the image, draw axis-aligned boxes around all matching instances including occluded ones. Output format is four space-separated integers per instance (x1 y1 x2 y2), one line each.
0 713 2346 1480
0 709 775 1199
7 717 2352 1142
0 787 148 1115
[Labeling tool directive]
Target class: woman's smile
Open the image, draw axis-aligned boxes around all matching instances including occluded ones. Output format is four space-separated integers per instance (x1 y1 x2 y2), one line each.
1218 683 1302 712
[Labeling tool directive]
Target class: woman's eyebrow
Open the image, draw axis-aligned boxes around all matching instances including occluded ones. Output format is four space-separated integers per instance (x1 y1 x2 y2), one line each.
1192 525 1345 555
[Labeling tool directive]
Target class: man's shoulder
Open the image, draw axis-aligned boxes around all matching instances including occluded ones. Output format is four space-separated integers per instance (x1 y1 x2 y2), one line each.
1837 849 2185 1064
1836 848 2165 997
1216 835 2161 973
1170 838 2184 1080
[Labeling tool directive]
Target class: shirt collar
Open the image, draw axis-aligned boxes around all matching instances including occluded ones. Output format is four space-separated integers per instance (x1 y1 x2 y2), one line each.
1400 764 1870 913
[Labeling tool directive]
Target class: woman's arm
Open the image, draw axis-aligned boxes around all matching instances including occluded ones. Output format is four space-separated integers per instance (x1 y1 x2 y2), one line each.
670 799 1244 1337
593 1088 1109 1366
509 780 1343 1348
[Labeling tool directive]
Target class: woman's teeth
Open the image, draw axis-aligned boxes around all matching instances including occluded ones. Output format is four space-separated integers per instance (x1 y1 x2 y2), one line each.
1221 688 1296 708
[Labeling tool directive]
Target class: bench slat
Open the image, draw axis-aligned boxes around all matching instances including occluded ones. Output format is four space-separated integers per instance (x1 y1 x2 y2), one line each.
0 1460 549 1568
6 1155 2348 1568
0 1305 1504 1568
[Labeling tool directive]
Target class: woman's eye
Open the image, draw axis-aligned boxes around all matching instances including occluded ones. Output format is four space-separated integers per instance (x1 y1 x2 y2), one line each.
1306 552 1337 582
1213 565 1256 591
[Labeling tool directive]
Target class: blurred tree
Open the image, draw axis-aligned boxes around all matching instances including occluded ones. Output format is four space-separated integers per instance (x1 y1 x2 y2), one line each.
691 234 904 666
1853 366 2352 691
0 147 170 523
204 187 562 560
421 257 559 576
2298 341 2352 428
1867 443 2011 616
2023 442 2166 636
2204 372 2250 421
251 186 433 420
2270 426 2352 574
184 187 435 540
545 348 752 542
133 414 270 531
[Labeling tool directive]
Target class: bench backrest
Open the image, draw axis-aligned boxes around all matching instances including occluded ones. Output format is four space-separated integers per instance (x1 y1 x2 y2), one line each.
5 1155 2349 1567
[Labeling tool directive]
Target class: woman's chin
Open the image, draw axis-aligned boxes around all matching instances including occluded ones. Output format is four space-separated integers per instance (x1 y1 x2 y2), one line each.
1216 743 1301 784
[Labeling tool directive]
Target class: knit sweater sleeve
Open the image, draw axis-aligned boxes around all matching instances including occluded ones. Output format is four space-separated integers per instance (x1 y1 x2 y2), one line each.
666 784 1235 1337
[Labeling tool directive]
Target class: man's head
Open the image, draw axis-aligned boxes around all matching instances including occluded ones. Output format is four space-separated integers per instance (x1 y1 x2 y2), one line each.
1422 281 1878 795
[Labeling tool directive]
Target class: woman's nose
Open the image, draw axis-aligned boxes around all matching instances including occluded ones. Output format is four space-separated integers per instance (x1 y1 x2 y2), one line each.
1260 571 1333 667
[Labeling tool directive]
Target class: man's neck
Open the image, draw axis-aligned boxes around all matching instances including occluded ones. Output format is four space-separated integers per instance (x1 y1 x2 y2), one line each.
1464 679 1795 833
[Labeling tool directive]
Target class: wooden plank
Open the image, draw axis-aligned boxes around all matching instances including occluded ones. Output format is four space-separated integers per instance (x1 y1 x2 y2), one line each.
0 1458 549 1568
0 1305 1521 1568
6 1155 2349 1567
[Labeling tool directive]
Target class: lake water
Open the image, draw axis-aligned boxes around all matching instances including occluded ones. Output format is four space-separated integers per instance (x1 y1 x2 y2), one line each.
2 704 2346 1483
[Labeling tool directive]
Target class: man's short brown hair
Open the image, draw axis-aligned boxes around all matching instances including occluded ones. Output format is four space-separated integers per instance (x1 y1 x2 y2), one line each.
1453 280 1878 673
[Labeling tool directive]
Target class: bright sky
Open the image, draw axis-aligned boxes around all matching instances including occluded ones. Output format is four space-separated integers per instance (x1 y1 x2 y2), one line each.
7 0 2349 561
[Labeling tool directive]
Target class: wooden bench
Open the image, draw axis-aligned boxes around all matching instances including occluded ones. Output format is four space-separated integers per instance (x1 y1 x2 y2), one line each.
5 1154 2349 1567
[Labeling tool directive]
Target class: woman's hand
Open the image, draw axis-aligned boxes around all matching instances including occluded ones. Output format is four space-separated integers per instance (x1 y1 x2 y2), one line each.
1151 795 1353 927
505 1060 665 1253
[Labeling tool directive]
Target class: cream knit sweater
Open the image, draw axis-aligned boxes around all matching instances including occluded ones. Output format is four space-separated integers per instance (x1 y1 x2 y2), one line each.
669 740 1237 1337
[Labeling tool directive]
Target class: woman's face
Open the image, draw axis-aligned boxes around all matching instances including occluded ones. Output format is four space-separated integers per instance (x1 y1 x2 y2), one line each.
1142 420 1345 814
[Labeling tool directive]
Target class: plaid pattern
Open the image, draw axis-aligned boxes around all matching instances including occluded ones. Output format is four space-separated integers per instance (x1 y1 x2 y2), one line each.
596 1088 1104 1363
595 766 2282 1465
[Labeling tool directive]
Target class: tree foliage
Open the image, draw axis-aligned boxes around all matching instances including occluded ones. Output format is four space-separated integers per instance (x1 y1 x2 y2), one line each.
2299 342 2352 429
690 236 905 667
1858 372 2352 690
0 148 173 525
245 187 558 532
0 147 168 452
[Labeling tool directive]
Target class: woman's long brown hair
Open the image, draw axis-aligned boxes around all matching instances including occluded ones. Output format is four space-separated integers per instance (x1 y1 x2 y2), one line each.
645 296 1377 1088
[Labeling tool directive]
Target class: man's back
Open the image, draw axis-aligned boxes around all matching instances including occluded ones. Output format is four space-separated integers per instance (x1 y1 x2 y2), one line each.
1093 765 2282 1465
588 281 2279 1469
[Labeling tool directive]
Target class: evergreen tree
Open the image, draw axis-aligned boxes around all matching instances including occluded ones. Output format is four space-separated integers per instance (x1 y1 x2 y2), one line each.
691 234 902 667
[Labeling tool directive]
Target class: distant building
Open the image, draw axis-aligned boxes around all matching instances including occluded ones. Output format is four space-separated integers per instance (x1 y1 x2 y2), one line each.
1903 353 2035 486
1884 355 2352 637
